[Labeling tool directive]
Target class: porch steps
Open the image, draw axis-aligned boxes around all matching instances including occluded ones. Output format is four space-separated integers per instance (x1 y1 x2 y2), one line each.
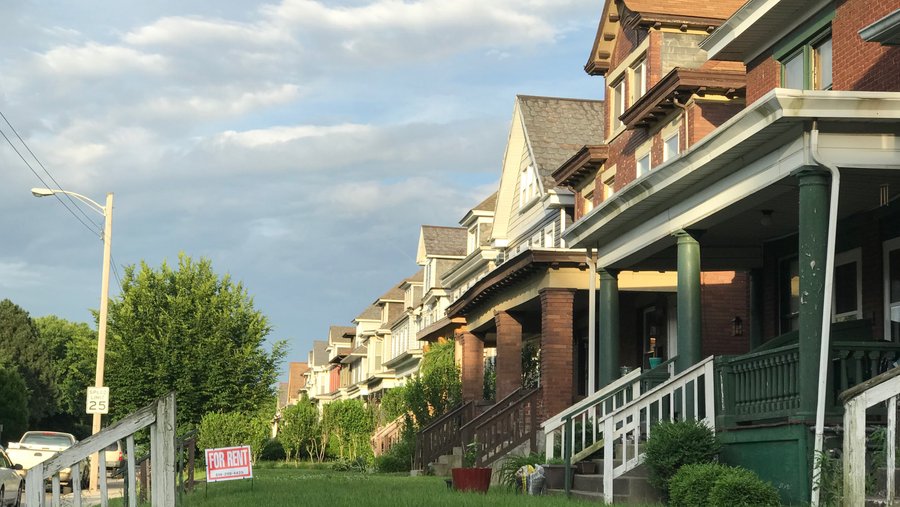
547 463 661 504
428 447 463 477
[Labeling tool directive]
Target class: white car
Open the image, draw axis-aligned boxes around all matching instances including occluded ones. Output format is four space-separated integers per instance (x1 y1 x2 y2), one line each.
0 448 24 507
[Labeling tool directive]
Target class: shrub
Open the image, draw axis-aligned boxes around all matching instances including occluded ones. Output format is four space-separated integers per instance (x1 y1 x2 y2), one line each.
497 452 545 490
643 419 720 495
708 466 781 506
669 463 732 507
198 410 269 462
260 438 286 461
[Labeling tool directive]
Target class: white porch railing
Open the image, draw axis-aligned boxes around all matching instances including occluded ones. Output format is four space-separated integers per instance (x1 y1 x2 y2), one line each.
542 356 716 503
541 367 643 462
26 392 177 507
840 366 900 507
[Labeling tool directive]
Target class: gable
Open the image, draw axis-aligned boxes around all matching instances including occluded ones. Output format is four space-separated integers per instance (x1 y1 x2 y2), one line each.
491 100 531 243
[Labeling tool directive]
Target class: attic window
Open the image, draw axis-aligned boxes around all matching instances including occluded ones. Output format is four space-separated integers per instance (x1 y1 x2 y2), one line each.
520 165 539 208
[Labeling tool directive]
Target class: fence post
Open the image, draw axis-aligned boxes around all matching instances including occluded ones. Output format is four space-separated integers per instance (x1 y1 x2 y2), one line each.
155 392 178 506
187 436 196 492
25 462 43 507
843 395 866 507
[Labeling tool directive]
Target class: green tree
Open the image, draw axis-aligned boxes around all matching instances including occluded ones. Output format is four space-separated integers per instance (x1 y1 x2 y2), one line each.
105 254 286 431
35 316 96 428
323 399 373 460
198 410 270 462
0 362 29 446
279 397 320 460
0 299 57 424
404 339 461 428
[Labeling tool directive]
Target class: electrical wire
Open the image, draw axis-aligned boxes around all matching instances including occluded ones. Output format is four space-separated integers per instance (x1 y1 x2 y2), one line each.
0 110 102 231
0 125 102 238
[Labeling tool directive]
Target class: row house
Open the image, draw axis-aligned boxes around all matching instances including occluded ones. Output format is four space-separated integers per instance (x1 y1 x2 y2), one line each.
384 270 425 381
303 340 330 401
552 0 899 503
320 325 353 404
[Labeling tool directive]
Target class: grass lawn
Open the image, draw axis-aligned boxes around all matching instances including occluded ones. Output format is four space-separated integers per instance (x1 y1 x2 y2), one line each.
144 466 601 507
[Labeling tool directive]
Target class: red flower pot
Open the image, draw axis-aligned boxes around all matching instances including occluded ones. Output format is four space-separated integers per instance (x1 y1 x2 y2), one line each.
451 467 492 493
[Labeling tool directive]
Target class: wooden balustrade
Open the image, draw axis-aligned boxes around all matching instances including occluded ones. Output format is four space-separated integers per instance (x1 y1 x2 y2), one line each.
469 388 541 467
717 340 900 427
414 401 474 470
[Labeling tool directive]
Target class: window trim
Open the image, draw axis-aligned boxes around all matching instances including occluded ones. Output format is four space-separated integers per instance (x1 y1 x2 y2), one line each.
833 248 862 322
884 237 900 341
663 131 680 163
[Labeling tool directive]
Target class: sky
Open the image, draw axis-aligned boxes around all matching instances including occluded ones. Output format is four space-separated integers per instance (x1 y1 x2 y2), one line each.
0 0 604 379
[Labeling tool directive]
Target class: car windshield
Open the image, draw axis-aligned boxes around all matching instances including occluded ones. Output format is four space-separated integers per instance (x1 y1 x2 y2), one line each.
105 443 119 451
22 433 74 447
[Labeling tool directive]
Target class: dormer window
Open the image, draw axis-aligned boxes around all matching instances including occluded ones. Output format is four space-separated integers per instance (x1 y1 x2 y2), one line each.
467 225 479 254
519 165 539 208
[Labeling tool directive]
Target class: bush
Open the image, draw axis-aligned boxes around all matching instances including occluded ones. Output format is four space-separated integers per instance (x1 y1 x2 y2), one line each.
669 463 732 507
643 419 720 495
198 411 269 462
497 452 545 490
260 438 286 461
708 466 781 506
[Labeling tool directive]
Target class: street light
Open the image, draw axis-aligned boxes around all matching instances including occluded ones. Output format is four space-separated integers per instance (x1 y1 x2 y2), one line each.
32 187 113 492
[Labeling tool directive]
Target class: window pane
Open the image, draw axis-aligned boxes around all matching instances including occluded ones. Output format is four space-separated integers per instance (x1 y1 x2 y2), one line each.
814 37 833 90
783 52 804 89
664 134 679 162
637 154 650 177
833 261 857 316
633 60 646 100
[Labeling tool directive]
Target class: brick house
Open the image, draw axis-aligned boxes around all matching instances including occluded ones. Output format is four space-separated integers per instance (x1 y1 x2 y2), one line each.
560 0 900 502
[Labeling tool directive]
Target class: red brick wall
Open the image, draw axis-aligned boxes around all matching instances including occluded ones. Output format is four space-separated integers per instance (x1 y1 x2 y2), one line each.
700 271 752 357
833 0 900 92
494 311 523 400
745 53 779 106
539 288 575 422
458 329 485 402
691 101 744 144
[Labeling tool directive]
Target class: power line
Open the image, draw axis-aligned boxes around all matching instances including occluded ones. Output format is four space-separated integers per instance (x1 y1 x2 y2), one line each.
0 125 102 238
0 110 102 231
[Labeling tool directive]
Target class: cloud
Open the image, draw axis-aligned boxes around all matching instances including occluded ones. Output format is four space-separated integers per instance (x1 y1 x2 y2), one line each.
39 43 168 77
0 260 45 289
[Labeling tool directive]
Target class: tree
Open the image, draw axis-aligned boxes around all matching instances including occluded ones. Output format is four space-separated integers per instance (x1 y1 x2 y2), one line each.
323 399 373 460
0 299 57 424
198 409 270 462
34 316 96 431
279 397 320 461
404 339 461 428
105 254 286 431
0 363 29 446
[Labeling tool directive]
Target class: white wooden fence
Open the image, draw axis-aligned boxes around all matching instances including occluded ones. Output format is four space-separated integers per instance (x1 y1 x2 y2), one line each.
840 366 900 507
26 392 177 507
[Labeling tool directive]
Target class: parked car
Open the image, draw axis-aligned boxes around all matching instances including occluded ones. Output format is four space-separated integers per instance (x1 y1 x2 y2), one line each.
104 441 124 476
6 431 87 489
0 448 24 507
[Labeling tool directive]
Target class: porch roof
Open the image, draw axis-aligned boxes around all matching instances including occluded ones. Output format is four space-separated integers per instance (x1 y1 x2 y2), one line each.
564 89 900 269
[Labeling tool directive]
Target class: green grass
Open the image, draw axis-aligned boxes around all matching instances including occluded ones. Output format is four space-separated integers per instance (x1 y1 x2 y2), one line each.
113 466 602 507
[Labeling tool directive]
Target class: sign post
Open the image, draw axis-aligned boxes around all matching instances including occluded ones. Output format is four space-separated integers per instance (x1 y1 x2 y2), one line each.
86 386 110 414
204 446 253 482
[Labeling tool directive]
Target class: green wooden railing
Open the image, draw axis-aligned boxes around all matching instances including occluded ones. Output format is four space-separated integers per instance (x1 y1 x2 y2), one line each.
717 340 900 426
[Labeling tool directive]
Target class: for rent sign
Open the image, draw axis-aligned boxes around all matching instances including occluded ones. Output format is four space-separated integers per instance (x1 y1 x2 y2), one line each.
205 446 253 482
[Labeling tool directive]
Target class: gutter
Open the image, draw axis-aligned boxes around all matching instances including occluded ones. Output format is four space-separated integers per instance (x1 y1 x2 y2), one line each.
809 121 840 507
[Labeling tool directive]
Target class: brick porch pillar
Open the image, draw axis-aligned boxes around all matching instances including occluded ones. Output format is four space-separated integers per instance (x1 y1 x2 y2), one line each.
458 329 485 402
494 311 522 400
540 288 575 421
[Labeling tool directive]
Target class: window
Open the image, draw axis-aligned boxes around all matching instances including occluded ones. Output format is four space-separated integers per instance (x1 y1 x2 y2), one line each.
467 225 479 254
885 238 900 340
779 257 800 333
611 78 625 131
519 165 538 208
663 132 680 163
833 249 861 322
636 153 650 178
543 223 555 248
602 175 615 201
579 177 595 217
632 58 647 102
779 31 832 90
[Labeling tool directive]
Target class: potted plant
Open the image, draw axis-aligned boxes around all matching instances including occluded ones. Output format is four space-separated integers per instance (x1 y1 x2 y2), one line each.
576 460 598 474
542 457 567 490
648 337 663 369
451 441 492 493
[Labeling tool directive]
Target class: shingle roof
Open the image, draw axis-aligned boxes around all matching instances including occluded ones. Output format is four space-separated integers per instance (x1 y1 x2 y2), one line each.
421 225 467 257
355 304 382 321
312 340 329 364
406 269 424 283
472 192 498 213
517 96 604 189
376 284 405 303
328 326 354 343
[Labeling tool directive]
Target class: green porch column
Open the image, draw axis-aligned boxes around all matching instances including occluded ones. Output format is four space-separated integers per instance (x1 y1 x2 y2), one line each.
750 269 764 351
797 168 830 420
598 269 620 387
675 230 702 373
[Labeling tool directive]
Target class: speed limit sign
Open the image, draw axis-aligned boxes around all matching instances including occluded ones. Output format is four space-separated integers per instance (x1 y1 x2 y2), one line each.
86 386 110 414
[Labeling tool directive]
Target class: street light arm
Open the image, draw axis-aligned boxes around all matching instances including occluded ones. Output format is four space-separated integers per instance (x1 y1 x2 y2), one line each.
31 187 107 215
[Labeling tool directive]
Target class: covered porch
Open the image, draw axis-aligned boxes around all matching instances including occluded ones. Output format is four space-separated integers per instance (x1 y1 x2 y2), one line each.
563 89 900 503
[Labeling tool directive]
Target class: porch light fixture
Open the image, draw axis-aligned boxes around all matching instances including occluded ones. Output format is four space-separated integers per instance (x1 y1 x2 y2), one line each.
760 209 774 227
732 316 743 337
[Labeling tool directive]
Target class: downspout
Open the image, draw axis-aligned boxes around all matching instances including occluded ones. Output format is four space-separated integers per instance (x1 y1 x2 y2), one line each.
809 121 840 507
587 247 597 395
673 96 694 150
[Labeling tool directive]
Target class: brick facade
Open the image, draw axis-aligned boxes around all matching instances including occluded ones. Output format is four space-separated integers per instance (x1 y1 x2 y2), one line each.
458 329 485 402
540 288 576 421
494 311 523 400
700 271 752 357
